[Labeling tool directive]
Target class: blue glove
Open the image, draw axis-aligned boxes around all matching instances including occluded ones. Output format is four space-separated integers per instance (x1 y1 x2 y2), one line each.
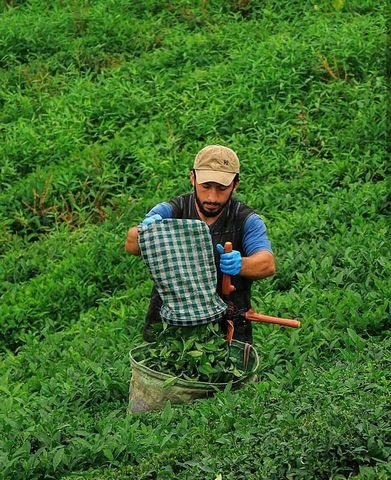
139 213 163 230
216 243 242 276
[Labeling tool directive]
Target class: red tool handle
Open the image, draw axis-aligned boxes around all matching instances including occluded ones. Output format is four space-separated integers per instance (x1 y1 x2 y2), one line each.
221 242 235 343
221 242 235 296
245 309 301 328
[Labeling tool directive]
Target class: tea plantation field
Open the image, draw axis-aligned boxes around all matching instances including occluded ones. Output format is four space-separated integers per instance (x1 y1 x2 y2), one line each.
0 1 389 479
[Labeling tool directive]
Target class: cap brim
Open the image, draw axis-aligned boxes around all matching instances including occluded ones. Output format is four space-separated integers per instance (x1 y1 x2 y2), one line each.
195 170 236 186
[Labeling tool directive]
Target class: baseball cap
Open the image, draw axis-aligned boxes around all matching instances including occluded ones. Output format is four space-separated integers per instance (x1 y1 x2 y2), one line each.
193 145 240 186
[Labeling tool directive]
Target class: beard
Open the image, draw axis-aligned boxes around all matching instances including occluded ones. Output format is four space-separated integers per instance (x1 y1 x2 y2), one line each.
193 187 233 218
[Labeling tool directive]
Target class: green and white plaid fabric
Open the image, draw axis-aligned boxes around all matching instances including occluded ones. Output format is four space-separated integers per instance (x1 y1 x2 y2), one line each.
139 219 227 326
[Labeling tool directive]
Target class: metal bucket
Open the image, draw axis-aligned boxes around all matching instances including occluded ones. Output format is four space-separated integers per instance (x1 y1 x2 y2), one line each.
128 340 259 413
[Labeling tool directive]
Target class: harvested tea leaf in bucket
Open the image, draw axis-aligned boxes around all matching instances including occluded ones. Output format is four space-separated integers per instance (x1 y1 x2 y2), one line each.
128 323 259 413
132 323 245 383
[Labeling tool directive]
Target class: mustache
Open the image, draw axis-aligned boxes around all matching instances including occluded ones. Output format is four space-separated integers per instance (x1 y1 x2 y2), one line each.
203 202 222 207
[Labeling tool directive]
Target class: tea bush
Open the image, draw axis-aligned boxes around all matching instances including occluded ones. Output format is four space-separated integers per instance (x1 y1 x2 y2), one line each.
0 0 389 478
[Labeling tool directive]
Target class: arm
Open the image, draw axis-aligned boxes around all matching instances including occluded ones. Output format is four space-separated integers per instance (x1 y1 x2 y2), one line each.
241 213 275 279
217 213 276 280
125 215 163 255
218 244 275 280
240 250 275 280
124 202 173 256
125 226 141 256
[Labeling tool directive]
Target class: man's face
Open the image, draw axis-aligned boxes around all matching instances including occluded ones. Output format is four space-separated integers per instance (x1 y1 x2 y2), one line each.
191 172 238 218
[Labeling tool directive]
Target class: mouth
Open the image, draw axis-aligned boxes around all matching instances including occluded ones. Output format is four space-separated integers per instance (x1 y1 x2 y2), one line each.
204 203 221 210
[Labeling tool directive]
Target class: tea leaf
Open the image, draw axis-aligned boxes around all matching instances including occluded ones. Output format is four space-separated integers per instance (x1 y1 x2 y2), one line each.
163 376 178 388
161 400 173 425
103 448 114 461
52 448 65 471
187 350 203 358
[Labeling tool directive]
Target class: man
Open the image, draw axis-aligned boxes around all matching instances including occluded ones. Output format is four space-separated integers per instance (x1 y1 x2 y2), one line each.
125 145 275 343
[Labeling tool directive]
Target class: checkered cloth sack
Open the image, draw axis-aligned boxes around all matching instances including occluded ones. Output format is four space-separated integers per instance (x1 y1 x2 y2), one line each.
138 218 227 326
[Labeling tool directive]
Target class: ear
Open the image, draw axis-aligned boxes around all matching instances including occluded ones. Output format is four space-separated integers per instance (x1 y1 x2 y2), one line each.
190 170 196 187
233 179 240 191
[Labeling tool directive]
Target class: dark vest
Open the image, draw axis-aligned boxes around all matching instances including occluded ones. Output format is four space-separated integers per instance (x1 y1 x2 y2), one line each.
143 193 256 342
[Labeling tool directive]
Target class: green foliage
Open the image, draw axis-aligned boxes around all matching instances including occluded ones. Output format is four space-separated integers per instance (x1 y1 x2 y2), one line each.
0 0 389 479
0 226 145 351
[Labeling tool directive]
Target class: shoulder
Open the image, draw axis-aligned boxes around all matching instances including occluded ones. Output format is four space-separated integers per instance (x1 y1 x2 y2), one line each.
243 212 267 233
146 202 173 218
230 197 256 224
242 212 273 256
169 193 193 217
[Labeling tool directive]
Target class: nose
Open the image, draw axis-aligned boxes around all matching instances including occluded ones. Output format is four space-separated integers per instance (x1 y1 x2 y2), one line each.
206 187 219 203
